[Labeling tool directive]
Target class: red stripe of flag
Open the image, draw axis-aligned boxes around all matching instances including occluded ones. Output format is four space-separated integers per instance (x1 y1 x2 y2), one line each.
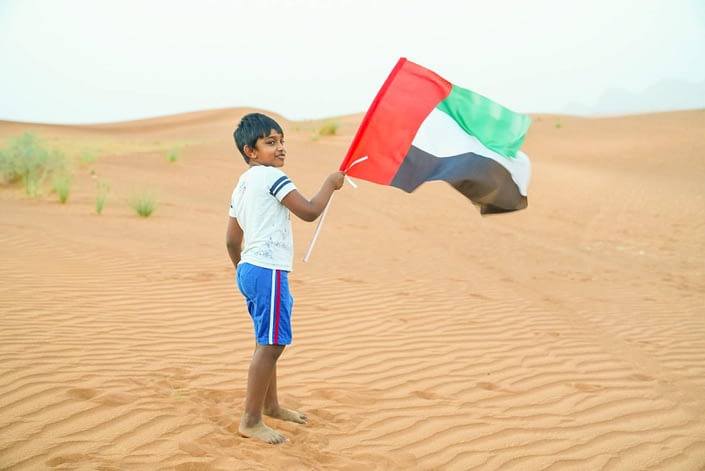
340 57 452 184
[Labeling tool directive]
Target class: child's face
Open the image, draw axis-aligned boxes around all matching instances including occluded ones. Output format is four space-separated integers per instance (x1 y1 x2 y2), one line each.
248 129 286 167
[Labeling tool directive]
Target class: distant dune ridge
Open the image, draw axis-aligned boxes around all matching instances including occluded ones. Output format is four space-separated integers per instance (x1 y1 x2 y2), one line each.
1 108 704 470
562 78 705 116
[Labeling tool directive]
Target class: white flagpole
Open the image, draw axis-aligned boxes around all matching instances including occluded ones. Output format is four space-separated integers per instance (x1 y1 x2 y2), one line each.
302 156 368 262
303 193 334 262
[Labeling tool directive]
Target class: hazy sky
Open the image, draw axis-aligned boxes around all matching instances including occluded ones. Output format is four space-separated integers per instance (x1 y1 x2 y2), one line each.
1 0 704 124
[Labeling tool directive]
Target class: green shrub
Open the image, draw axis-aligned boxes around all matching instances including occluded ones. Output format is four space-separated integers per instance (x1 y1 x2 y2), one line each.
318 121 340 136
130 191 158 217
79 150 97 166
166 146 181 163
52 172 73 204
95 181 109 214
0 132 66 197
309 121 340 141
0 147 16 183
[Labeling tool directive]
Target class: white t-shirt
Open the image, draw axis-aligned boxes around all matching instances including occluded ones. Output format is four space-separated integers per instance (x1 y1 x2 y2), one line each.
229 166 297 271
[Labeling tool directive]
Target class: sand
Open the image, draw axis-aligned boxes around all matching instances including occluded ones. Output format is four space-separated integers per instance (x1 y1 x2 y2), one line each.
1 108 704 470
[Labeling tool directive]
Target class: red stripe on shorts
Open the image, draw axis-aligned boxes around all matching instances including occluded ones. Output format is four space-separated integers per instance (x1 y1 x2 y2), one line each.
273 270 281 344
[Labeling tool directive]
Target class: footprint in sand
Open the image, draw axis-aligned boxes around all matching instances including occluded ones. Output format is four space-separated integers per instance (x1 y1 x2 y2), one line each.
477 382 501 391
628 373 654 382
411 390 441 400
179 441 209 457
66 388 99 400
97 392 138 406
46 454 90 467
571 382 603 392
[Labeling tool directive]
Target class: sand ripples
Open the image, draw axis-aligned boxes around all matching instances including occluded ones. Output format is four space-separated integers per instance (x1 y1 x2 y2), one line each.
2 110 704 469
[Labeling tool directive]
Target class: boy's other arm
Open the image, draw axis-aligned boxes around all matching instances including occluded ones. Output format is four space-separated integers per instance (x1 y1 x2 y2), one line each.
282 171 344 222
225 216 244 268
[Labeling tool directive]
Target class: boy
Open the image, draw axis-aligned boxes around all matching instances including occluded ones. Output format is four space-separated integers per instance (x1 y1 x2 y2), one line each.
226 112 344 444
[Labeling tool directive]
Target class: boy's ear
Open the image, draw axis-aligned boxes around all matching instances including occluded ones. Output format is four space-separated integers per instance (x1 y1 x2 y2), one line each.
244 144 257 160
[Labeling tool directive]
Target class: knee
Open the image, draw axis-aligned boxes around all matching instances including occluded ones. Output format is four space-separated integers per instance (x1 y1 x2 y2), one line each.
255 344 285 362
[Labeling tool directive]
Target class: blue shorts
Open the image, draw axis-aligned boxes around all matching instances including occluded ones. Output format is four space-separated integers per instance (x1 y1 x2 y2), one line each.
236 263 293 345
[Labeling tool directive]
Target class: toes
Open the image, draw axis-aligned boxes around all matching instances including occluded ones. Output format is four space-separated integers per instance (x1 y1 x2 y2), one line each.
264 429 289 444
264 407 308 424
239 421 289 445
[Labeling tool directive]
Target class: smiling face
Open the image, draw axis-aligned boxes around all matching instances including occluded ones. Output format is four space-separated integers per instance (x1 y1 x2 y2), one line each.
246 129 286 168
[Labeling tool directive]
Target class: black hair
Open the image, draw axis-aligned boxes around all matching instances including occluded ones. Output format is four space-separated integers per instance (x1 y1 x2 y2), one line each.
233 113 284 164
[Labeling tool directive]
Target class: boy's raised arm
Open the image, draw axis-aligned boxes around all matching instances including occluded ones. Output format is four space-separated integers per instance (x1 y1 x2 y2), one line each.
282 171 344 222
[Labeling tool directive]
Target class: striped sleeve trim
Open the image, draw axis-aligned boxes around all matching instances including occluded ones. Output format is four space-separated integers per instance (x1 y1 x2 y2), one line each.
269 176 293 198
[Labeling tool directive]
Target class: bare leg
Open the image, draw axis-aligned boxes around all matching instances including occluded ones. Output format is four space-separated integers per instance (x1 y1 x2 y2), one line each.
239 344 288 444
263 362 308 424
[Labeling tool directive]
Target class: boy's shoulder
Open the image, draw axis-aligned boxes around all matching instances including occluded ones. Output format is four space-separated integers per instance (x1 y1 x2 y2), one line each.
242 165 289 179
238 166 295 196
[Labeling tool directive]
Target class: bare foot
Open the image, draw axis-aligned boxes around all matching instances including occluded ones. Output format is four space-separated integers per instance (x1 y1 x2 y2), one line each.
264 406 308 424
239 417 288 444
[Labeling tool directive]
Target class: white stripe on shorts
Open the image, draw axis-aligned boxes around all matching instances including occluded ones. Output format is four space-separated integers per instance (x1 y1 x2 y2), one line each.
268 269 276 344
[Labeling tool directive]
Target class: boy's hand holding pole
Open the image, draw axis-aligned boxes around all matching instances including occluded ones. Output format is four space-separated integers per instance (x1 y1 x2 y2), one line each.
327 171 345 191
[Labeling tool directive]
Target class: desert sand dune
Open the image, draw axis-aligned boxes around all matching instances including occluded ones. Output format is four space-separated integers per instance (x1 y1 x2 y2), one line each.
1 109 704 470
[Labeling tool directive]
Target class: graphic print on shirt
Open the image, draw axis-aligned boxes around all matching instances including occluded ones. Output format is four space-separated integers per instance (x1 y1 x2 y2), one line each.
253 224 291 262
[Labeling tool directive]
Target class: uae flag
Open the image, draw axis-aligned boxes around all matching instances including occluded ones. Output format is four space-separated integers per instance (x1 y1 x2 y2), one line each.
339 58 531 214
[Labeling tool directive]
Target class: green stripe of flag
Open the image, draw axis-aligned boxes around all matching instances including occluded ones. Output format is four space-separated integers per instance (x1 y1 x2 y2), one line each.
435 85 531 158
